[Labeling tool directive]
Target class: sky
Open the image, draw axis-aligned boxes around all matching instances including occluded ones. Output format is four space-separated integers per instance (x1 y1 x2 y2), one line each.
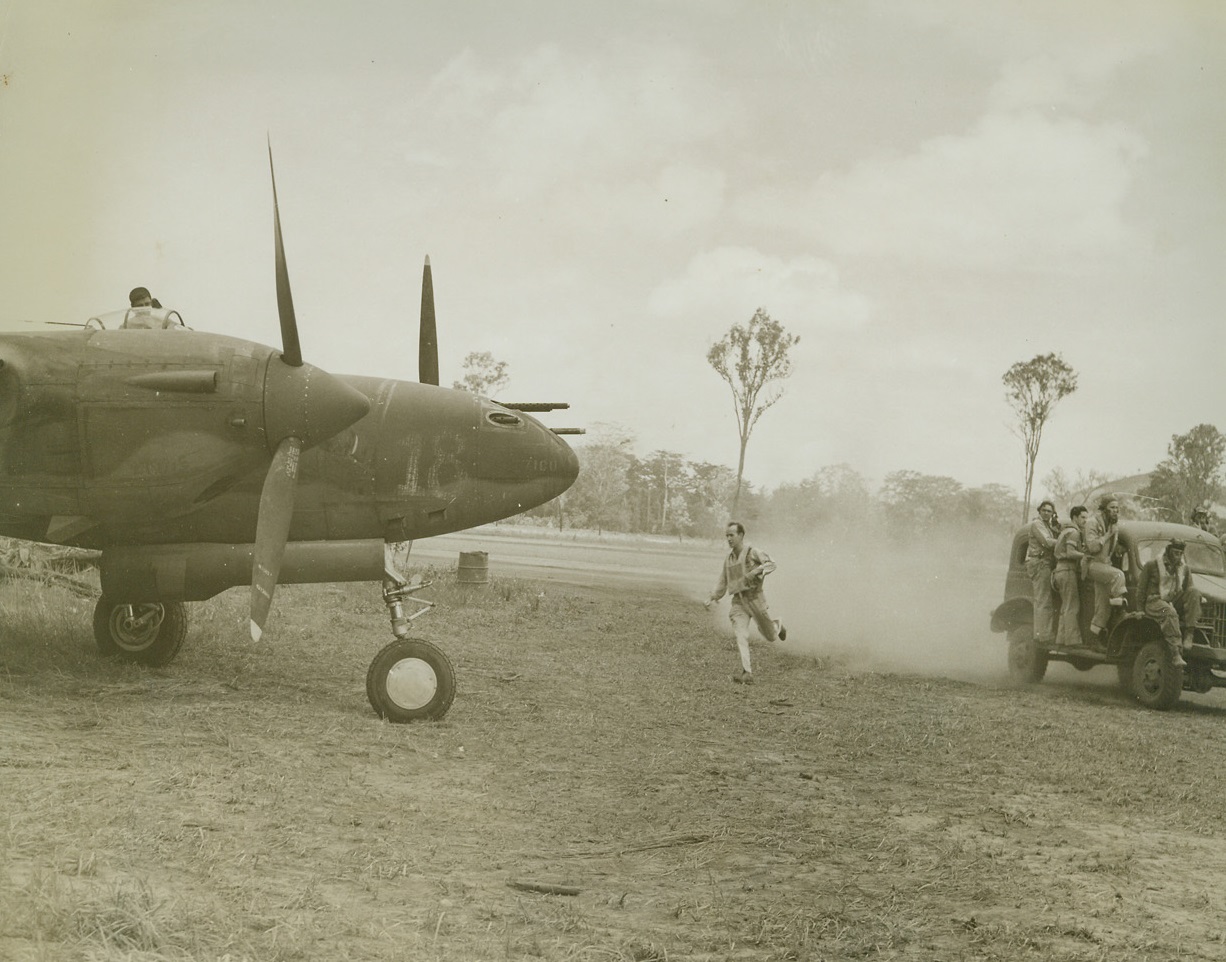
1 0 1222 499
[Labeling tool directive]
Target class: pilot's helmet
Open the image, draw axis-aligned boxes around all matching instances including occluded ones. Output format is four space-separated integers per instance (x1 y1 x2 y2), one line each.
129 286 152 308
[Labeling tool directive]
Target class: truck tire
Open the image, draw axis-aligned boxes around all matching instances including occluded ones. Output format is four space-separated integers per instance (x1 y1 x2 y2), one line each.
1007 625 1047 684
1128 640 1182 711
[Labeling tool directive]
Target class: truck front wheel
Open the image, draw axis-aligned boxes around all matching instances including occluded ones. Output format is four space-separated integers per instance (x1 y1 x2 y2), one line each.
1128 640 1182 711
1007 625 1047 684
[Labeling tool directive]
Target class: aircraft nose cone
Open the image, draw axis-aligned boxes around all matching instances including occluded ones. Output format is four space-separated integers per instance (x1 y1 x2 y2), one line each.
263 359 371 449
556 436 579 487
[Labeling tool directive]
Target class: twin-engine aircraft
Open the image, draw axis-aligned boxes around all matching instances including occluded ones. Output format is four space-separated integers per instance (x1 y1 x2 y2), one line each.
0 152 580 721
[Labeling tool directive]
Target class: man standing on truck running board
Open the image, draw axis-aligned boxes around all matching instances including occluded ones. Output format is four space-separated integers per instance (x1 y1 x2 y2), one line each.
1137 539 1201 669
705 521 787 686
1026 500 1060 648
1052 505 1090 649
1083 494 1128 644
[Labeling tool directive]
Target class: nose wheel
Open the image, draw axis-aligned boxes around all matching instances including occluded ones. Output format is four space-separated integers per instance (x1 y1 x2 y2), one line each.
366 637 456 722
366 576 456 722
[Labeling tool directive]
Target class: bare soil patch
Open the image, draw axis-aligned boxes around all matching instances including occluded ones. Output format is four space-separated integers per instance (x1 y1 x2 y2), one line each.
3 570 1226 961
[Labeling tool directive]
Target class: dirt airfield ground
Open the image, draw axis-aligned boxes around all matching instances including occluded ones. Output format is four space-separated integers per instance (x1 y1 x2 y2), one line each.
3 528 1226 961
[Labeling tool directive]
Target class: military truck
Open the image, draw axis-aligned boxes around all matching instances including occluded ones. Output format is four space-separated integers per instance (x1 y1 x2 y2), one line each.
990 520 1226 709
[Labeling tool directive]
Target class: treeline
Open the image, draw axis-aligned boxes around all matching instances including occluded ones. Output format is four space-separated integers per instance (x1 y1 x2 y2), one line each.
521 437 1023 541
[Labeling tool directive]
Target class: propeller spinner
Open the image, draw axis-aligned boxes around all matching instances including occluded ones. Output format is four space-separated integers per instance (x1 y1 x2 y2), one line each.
252 147 371 641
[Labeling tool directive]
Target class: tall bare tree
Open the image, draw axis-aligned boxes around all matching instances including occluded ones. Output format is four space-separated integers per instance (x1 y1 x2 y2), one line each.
1002 353 1078 524
706 308 799 512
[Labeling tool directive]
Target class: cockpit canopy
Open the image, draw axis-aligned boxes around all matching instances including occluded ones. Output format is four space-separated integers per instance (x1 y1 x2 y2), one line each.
87 308 190 331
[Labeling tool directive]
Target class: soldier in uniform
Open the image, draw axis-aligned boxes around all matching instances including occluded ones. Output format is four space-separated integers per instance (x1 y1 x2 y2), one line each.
1025 500 1060 647
1191 505 1217 537
1052 505 1089 649
705 521 787 685
1083 494 1128 644
1137 539 1201 668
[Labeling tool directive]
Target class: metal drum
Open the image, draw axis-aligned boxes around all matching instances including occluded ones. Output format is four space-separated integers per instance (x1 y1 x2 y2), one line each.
457 550 489 586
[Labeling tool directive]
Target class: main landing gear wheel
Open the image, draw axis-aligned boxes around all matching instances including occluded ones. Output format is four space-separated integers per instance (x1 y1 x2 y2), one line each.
93 598 187 667
366 638 456 723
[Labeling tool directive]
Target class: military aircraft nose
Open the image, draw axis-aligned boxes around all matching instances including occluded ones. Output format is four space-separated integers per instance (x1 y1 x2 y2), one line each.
555 433 579 488
263 359 371 449
475 403 578 497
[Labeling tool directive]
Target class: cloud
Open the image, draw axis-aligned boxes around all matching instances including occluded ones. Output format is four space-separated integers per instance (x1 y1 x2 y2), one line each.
738 109 1148 270
647 246 873 331
425 41 736 200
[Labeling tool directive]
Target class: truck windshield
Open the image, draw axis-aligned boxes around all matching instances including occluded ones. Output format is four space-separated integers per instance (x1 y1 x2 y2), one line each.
1137 540 1225 576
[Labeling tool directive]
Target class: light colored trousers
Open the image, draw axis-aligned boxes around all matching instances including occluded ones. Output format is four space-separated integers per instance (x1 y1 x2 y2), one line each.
1145 590 1202 649
729 591 779 673
1086 561 1126 633
1026 559 1056 643
1052 566 1082 648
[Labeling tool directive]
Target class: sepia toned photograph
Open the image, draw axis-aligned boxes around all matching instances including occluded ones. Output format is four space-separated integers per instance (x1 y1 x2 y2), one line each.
1 2 1223 959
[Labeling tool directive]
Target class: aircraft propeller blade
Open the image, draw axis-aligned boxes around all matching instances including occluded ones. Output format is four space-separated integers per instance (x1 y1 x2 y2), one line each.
268 142 303 368
250 436 301 641
419 255 439 385
252 144 370 644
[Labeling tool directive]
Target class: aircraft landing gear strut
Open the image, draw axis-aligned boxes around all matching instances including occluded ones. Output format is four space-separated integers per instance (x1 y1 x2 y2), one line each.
93 597 187 667
365 574 456 723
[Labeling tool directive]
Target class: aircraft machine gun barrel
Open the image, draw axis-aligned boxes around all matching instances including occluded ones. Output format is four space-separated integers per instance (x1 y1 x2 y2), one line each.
497 403 584 436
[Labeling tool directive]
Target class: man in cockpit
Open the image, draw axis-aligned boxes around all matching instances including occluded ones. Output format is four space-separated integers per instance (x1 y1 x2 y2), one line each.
123 287 157 328
122 286 178 329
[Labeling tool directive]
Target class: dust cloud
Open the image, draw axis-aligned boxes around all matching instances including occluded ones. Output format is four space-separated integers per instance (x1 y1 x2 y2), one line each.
708 522 1014 683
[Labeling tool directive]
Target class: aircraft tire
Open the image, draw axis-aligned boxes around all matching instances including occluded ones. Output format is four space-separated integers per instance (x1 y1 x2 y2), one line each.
93 598 187 667
366 638 456 723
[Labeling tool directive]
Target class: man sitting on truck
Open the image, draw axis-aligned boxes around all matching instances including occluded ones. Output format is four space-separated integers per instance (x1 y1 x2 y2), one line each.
1137 539 1201 669
1083 494 1128 644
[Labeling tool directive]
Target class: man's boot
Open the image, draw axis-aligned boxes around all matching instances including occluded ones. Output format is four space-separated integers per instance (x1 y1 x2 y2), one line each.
1169 643 1186 669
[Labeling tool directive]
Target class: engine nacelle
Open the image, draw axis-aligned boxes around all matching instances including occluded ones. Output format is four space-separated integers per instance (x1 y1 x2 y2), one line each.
100 539 386 602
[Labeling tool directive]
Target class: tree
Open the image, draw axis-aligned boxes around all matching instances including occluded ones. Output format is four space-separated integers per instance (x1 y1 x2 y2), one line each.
1041 466 1112 513
643 450 688 533
566 424 634 535
762 463 870 533
960 483 1023 532
664 492 693 542
1002 353 1078 524
879 470 964 539
689 461 739 537
706 308 799 513
453 351 509 396
1140 423 1225 522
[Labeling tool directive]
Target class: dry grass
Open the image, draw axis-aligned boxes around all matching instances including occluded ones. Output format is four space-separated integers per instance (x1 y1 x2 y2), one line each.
3 568 1226 961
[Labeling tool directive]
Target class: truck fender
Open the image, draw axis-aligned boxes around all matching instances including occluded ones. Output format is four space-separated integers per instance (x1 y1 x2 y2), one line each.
1106 612 1161 658
990 596 1032 634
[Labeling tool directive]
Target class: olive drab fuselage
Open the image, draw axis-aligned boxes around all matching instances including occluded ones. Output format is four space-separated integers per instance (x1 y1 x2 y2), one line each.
0 328 578 551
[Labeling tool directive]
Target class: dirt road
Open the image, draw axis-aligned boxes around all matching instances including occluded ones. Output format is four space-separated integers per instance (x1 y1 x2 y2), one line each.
405 528 714 592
